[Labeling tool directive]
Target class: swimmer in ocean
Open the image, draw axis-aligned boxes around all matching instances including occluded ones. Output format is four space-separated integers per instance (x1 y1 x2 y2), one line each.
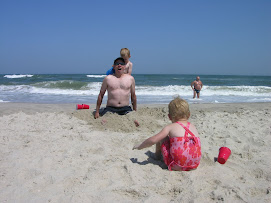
191 76 203 99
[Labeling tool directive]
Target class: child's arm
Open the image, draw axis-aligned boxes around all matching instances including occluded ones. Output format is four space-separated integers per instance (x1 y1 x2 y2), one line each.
133 126 170 150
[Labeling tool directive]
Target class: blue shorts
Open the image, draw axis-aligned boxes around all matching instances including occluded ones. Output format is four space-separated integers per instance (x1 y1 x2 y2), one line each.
194 88 200 93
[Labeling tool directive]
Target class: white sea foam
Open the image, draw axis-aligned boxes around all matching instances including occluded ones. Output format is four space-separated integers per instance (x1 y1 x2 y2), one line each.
1 84 270 97
30 87 98 95
249 97 271 102
86 82 102 89
135 85 192 96
1 83 270 104
202 85 271 96
86 75 106 78
0 85 29 92
0 100 9 102
0 83 102 96
4 74 34 79
135 85 271 97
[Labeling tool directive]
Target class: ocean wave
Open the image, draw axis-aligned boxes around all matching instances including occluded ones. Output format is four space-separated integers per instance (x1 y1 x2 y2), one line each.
0 84 270 97
86 75 106 78
33 80 94 90
0 84 101 96
203 85 271 96
136 85 191 96
250 98 271 102
29 87 99 95
4 74 34 79
135 85 271 97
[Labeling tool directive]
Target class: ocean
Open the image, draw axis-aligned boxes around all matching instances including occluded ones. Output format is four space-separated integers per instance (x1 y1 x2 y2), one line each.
0 74 271 104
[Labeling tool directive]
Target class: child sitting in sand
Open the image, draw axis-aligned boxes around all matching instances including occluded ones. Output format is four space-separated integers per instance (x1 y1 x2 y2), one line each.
133 97 201 171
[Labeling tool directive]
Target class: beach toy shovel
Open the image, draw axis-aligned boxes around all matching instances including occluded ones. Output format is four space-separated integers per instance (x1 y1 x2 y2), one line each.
217 147 231 164
76 104 89 110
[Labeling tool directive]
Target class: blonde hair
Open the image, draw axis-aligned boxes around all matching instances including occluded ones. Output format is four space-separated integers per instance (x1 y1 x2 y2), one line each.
120 48 130 58
168 97 190 122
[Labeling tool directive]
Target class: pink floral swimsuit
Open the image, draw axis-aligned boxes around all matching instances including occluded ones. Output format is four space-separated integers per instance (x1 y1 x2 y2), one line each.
161 122 201 171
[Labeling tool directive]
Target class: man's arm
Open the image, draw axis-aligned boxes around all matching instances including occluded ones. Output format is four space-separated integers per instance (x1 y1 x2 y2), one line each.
130 77 137 111
95 78 107 119
191 81 195 89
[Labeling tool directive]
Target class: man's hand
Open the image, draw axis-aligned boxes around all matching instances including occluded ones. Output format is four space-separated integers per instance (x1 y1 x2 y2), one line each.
94 111 100 119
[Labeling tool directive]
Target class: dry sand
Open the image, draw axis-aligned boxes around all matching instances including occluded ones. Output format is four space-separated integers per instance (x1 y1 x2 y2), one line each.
0 102 271 202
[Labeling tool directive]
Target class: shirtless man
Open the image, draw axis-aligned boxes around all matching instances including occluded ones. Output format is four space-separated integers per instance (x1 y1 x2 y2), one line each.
95 57 137 119
191 76 203 99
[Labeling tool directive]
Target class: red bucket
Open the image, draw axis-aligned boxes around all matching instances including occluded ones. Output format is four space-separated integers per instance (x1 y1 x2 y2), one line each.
76 104 89 110
217 147 231 164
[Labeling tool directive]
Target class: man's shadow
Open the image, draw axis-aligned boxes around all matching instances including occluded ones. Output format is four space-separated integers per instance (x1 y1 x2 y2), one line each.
130 151 167 169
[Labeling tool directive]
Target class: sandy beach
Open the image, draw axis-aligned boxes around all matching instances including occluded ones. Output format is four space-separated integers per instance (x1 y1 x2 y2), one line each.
0 102 271 202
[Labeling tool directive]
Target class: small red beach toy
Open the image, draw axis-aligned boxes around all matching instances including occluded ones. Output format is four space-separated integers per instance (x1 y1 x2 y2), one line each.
217 147 231 164
76 104 89 110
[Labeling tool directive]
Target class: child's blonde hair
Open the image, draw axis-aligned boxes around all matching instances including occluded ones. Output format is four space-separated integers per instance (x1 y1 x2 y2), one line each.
120 48 130 58
168 97 190 122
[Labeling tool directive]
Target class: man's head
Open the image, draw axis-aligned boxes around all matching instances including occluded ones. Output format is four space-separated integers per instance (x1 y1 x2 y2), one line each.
113 57 126 74
168 97 190 122
120 48 131 62
196 76 200 81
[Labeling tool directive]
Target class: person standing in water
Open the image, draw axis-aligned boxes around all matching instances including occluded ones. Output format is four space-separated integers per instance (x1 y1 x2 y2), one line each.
191 76 203 99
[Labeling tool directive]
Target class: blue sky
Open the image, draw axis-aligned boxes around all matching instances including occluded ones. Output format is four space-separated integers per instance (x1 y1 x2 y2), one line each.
0 0 270 75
